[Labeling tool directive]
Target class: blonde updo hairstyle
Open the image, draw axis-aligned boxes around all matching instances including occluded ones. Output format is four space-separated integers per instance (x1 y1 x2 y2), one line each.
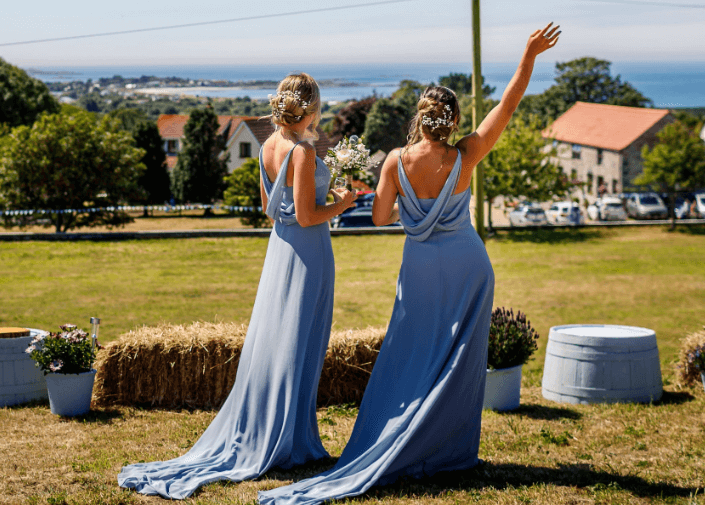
407 86 460 145
269 73 321 140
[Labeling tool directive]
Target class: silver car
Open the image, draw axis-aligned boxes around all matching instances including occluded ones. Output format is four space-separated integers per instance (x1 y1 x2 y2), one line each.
588 197 627 221
625 193 668 220
509 205 548 227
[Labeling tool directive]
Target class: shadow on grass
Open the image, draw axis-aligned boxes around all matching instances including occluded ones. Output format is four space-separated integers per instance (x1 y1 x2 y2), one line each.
362 460 698 500
675 224 705 235
57 407 124 424
497 403 582 421
654 390 695 406
490 228 605 244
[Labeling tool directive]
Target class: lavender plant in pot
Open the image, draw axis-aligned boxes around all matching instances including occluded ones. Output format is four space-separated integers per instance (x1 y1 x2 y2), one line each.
26 324 102 416
484 308 539 411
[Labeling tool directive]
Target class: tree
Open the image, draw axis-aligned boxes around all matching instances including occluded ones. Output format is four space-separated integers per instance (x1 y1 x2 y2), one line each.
438 72 496 98
517 57 652 126
482 115 574 229
635 121 705 229
223 158 268 228
107 108 149 132
133 121 171 212
329 97 377 141
170 106 229 214
362 98 413 153
0 57 60 128
0 109 145 232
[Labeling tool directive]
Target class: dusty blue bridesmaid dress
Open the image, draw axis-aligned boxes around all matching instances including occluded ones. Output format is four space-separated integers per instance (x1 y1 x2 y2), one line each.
259 149 494 505
118 141 334 499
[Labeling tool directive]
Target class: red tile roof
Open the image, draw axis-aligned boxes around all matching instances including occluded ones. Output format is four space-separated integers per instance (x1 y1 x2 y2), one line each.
542 102 671 151
157 114 259 140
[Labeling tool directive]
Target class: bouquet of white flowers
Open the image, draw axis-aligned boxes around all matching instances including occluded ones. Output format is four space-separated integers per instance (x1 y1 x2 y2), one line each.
324 135 374 191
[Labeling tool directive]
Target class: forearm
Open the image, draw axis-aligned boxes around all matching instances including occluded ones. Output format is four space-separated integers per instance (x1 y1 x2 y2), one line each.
376 205 399 226
500 49 537 114
297 200 349 227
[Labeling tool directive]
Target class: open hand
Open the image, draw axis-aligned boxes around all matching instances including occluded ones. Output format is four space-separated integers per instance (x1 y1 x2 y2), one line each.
526 22 560 57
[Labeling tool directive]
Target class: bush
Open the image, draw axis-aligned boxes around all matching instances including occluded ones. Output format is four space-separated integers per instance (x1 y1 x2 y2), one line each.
678 327 705 385
26 325 101 375
487 307 539 370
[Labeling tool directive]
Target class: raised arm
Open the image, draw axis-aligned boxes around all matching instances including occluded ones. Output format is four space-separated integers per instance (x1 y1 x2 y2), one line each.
291 143 357 227
456 22 560 170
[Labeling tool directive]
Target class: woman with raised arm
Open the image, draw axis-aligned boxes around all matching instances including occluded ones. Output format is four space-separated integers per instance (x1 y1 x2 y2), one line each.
118 73 357 500
258 24 559 505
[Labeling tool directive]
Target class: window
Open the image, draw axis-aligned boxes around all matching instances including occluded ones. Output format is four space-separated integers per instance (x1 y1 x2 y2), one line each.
597 148 603 165
571 144 581 159
239 142 252 158
587 172 594 194
570 169 577 182
612 179 619 193
552 140 558 149
166 139 179 154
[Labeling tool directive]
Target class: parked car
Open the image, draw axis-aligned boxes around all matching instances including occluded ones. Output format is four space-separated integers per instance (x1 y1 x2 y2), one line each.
547 201 584 225
692 193 705 218
508 205 548 227
675 196 690 219
625 193 668 220
587 197 627 221
331 207 402 228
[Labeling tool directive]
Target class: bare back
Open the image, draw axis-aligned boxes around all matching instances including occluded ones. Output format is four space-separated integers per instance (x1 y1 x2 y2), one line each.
396 144 473 199
261 135 303 188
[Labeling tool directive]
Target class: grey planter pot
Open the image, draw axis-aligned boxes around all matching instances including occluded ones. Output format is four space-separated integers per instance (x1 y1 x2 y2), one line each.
45 369 96 416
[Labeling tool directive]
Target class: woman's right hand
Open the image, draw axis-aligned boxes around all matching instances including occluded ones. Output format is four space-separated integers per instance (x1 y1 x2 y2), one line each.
525 22 560 58
331 188 358 212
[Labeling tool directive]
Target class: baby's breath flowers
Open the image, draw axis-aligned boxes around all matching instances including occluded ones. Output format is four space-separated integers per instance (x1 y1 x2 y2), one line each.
324 135 375 191
421 105 455 140
268 90 310 121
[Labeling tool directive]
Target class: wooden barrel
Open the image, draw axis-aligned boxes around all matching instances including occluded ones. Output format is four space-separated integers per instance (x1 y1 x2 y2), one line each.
542 324 662 404
0 329 49 407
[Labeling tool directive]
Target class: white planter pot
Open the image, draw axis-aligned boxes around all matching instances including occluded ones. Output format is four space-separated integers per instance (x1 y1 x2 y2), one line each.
0 329 49 407
45 369 96 416
484 364 523 411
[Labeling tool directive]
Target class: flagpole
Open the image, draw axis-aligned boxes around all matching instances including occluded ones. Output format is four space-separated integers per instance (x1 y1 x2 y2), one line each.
471 0 486 242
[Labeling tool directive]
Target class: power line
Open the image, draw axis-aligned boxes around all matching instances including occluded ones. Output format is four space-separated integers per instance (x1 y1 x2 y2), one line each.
0 0 415 47
582 0 705 8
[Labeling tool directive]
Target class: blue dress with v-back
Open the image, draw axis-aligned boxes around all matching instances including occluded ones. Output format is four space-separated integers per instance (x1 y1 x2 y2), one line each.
259 149 495 505
118 141 334 500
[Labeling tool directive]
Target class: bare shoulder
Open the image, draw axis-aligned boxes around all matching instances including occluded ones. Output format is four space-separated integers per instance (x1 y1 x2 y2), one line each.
290 141 316 165
384 148 403 168
455 133 481 168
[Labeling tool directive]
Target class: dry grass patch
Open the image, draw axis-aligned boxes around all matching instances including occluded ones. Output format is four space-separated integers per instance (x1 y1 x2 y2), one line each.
2 386 704 504
94 323 386 409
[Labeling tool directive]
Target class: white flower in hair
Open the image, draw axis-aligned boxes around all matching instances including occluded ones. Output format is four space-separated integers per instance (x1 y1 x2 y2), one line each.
422 103 455 132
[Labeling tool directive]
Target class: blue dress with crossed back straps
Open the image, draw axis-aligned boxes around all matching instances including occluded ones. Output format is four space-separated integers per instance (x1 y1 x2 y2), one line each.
259 149 495 505
117 141 334 500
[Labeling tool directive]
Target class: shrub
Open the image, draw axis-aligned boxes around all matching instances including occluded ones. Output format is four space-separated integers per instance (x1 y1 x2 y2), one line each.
26 324 101 375
487 307 539 370
678 327 705 385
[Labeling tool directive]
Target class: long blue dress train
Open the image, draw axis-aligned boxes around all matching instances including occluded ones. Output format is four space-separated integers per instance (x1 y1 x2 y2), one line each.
117 141 334 499
259 149 495 505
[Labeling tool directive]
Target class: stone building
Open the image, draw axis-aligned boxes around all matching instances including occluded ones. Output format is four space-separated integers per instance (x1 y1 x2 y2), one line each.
157 114 335 173
542 102 674 201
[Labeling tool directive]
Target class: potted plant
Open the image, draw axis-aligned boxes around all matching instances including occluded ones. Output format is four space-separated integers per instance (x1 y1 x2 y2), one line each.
25 324 102 416
484 308 539 411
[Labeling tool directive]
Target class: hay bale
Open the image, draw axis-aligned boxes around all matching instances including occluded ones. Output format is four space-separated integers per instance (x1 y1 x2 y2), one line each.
93 322 247 409
677 326 705 386
93 322 386 409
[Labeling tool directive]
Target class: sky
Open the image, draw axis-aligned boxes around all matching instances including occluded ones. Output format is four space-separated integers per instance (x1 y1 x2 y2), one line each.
1 0 704 67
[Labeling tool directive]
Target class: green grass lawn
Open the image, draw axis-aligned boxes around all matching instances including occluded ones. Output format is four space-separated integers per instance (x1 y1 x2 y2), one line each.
2 226 705 504
2 226 703 382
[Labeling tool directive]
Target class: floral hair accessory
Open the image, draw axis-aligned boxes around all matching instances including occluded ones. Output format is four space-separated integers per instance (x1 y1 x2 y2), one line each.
422 104 455 140
270 90 310 121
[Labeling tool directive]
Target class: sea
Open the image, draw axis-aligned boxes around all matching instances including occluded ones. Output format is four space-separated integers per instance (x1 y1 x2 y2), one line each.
26 61 705 108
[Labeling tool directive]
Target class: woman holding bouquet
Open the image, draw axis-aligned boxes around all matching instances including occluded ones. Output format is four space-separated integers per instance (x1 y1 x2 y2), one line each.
259 23 559 505
118 73 357 500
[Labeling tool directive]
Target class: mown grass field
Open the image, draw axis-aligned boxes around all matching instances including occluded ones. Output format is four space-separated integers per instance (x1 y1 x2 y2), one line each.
2 225 704 504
